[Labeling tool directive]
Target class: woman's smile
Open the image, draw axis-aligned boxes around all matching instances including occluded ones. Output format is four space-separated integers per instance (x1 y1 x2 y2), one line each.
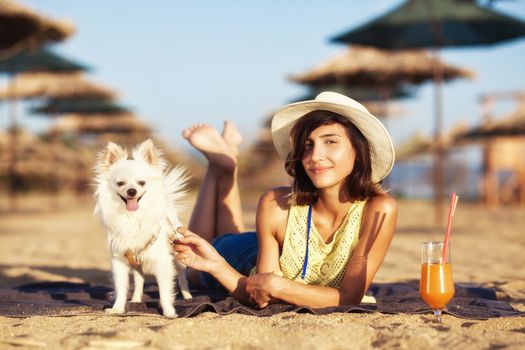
309 165 333 174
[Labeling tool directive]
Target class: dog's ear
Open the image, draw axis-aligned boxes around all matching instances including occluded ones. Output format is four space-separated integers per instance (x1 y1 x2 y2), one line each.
97 142 127 171
133 139 164 169
105 142 128 166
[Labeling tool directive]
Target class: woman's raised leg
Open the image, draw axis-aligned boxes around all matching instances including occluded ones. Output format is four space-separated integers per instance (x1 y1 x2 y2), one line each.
216 121 245 234
182 122 245 241
183 124 219 242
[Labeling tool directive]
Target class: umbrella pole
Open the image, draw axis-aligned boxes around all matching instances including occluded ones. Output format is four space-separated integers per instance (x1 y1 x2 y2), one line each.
432 48 445 226
48 110 60 210
480 97 498 207
430 4 445 226
7 71 18 212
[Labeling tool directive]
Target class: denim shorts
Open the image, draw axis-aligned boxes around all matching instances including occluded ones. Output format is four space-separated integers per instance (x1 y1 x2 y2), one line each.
199 232 258 290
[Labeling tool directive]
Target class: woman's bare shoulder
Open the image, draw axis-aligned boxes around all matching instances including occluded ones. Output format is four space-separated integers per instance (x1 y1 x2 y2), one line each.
364 194 398 215
359 195 397 240
258 187 292 212
256 187 292 237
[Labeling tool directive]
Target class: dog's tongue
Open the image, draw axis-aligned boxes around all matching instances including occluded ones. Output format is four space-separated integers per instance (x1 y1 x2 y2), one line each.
126 198 139 211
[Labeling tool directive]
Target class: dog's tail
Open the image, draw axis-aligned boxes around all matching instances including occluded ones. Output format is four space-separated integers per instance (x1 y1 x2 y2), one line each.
164 165 191 228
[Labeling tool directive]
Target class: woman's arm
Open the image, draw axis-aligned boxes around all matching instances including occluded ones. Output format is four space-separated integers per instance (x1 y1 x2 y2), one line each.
255 188 289 274
246 273 340 308
338 195 397 304
173 227 251 304
246 195 397 308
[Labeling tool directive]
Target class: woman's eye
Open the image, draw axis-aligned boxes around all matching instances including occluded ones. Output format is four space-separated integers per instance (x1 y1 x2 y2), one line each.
326 139 337 144
116 181 125 187
138 180 146 186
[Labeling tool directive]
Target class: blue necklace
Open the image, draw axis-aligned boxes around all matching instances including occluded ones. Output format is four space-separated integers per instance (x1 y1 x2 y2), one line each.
301 203 313 280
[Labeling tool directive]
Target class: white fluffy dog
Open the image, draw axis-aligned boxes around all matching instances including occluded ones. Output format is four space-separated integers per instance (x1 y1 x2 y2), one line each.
94 139 192 318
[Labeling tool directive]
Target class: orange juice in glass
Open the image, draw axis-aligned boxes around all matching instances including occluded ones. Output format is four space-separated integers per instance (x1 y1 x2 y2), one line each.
419 241 455 321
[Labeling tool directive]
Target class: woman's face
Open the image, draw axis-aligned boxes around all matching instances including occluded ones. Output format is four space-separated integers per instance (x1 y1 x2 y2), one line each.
301 123 356 191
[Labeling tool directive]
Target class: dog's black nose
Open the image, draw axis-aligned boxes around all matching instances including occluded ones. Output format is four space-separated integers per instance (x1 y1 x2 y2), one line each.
127 188 137 197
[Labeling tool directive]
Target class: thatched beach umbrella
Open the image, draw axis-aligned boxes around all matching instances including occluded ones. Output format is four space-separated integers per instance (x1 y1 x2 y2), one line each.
458 104 525 139
331 0 525 50
0 71 116 100
0 51 89 130
290 45 474 87
31 98 137 165
397 123 469 160
456 103 525 206
290 45 473 122
0 48 87 73
50 112 153 148
51 113 151 135
0 50 88 126
395 133 433 161
0 0 74 58
0 128 93 190
31 98 130 115
293 85 415 102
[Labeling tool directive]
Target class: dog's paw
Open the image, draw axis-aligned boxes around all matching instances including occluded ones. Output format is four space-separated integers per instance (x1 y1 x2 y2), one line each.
105 306 125 315
181 290 193 300
162 306 177 318
130 297 142 303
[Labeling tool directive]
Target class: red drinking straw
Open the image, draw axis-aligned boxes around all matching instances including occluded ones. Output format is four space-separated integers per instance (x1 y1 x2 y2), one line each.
442 192 459 262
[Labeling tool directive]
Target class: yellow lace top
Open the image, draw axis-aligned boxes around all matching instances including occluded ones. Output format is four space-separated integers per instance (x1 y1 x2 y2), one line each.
278 200 367 288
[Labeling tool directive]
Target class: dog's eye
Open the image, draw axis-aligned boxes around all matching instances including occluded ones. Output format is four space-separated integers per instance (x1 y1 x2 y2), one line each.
116 181 125 187
138 180 146 186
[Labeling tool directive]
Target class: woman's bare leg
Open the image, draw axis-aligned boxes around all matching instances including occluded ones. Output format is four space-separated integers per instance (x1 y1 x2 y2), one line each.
183 124 218 242
182 122 245 240
187 165 218 241
217 121 245 234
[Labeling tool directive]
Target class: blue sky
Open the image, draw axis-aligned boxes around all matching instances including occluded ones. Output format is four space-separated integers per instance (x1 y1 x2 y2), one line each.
3 0 525 152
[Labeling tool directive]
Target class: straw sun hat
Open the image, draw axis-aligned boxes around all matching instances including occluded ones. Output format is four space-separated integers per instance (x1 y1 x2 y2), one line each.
271 91 395 183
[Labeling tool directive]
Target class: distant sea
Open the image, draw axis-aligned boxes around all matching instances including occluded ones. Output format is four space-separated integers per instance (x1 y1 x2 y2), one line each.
388 159 483 201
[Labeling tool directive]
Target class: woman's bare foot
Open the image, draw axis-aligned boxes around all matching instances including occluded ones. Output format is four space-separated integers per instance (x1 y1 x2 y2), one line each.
182 124 237 171
221 121 242 157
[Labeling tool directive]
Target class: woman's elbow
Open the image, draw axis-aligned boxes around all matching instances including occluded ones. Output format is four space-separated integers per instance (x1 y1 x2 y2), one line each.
338 289 365 306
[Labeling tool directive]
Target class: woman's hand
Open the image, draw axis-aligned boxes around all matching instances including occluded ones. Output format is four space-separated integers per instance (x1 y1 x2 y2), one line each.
245 273 282 308
172 227 223 274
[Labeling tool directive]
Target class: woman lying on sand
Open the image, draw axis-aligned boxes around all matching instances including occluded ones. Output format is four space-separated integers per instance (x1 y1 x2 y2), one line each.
173 92 397 308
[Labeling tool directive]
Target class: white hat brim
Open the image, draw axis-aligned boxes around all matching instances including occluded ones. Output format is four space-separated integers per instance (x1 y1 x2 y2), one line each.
271 93 395 183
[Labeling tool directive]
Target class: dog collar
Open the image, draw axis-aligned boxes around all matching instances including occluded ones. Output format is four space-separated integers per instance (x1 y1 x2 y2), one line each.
124 234 158 268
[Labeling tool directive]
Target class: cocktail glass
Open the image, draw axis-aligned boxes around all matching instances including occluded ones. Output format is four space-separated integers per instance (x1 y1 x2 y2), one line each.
419 241 455 322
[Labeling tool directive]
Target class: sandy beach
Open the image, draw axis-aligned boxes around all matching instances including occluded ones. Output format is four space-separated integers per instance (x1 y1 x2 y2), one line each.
1 193 524 349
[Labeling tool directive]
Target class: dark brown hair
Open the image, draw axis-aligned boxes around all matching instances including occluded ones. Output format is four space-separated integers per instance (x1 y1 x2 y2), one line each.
284 110 383 205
